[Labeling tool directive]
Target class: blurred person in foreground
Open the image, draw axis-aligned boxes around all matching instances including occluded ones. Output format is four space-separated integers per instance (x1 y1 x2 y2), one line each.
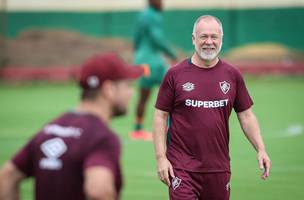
153 15 271 200
0 53 144 200
129 0 177 141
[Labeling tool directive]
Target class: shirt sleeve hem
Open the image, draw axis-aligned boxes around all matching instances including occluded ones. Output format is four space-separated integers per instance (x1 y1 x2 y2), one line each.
155 104 171 112
11 159 30 177
235 102 254 113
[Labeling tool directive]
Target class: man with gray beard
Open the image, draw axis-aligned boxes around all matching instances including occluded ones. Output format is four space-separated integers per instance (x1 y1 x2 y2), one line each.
152 15 271 200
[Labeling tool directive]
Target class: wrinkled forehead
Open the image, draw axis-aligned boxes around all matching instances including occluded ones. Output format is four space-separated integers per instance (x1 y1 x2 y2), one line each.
194 19 222 36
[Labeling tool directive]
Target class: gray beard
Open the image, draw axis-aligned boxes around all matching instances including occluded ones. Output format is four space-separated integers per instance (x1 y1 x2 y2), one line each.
198 43 222 61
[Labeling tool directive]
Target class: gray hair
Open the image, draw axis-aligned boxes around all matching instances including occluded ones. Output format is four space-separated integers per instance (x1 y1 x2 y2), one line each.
192 15 224 37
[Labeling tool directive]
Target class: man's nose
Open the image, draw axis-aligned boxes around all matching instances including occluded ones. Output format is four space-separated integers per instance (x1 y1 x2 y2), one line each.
205 37 213 44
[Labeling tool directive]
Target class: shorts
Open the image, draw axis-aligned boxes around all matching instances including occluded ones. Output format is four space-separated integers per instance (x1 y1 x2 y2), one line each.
139 64 166 89
169 168 231 200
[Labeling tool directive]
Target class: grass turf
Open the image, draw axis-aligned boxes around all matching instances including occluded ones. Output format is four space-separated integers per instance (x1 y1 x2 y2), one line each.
0 76 304 200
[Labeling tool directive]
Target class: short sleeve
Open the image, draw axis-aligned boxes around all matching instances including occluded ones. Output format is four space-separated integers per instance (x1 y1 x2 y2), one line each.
83 136 120 173
155 69 175 112
11 139 34 177
233 70 254 112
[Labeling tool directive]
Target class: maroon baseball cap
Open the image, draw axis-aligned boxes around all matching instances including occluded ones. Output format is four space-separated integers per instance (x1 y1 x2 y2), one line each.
79 52 145 89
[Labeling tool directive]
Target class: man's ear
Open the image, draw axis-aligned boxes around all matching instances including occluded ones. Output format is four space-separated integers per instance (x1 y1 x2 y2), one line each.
192 34 195 45
100 80 115 100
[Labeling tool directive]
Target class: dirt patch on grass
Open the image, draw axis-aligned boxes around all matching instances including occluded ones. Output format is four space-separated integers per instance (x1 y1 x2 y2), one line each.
1 29 186 68
223 43 304 64
2 29 134 67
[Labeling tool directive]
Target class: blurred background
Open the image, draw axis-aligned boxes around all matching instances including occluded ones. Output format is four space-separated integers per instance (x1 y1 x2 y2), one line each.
0 0 303 199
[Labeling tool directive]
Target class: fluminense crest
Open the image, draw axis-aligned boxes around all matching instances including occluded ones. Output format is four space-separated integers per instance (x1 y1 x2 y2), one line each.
219 81 230 94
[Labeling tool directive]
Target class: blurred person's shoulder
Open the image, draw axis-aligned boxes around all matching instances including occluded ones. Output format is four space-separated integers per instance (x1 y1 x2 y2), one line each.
138 7 157 26
166 58 192 76
66 112 121 152
144 7 160 22
51 112 116 140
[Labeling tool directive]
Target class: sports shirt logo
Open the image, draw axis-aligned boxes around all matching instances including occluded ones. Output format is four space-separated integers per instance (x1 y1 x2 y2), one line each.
44 124 82 138
39 138 67 170
219 81 230 94
182 82 195 92
226 182 231 191
172 177 182 190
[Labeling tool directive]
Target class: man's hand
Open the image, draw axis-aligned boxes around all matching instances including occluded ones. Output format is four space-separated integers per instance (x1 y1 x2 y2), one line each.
157 156 175 186
257 150 271 180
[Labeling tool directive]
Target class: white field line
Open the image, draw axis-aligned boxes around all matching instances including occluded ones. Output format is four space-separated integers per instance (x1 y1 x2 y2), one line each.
276 124 304 138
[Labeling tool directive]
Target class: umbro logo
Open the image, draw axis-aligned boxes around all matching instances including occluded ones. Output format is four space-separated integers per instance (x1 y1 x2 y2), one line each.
182 82 195 92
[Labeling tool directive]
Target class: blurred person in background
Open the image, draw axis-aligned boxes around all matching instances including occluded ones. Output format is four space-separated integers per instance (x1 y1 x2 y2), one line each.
129 0 177 141
0 53 144 200
153 15 271 200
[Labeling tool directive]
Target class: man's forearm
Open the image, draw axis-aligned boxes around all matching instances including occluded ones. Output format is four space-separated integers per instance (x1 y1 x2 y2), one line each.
238 109 266 152
0 184 19 200
0 162 23 200
238 108 271 179
152 109 169 159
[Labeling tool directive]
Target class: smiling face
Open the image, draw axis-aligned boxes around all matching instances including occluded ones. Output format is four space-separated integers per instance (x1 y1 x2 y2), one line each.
192 17 223 63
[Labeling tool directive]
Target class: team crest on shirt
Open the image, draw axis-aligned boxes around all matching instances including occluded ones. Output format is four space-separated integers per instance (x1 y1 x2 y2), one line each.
219 81 230 94
172 177 182 190
226 182 231 191
182 82 195 92
39 138 67 170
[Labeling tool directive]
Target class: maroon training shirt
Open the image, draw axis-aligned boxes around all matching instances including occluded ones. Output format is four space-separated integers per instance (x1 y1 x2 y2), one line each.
155 59 253 173
12 112 122 200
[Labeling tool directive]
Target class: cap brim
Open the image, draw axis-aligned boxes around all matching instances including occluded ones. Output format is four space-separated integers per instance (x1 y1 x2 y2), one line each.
124 65 146 79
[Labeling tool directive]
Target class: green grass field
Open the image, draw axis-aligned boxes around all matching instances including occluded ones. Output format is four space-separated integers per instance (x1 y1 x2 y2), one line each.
0 76 304 200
